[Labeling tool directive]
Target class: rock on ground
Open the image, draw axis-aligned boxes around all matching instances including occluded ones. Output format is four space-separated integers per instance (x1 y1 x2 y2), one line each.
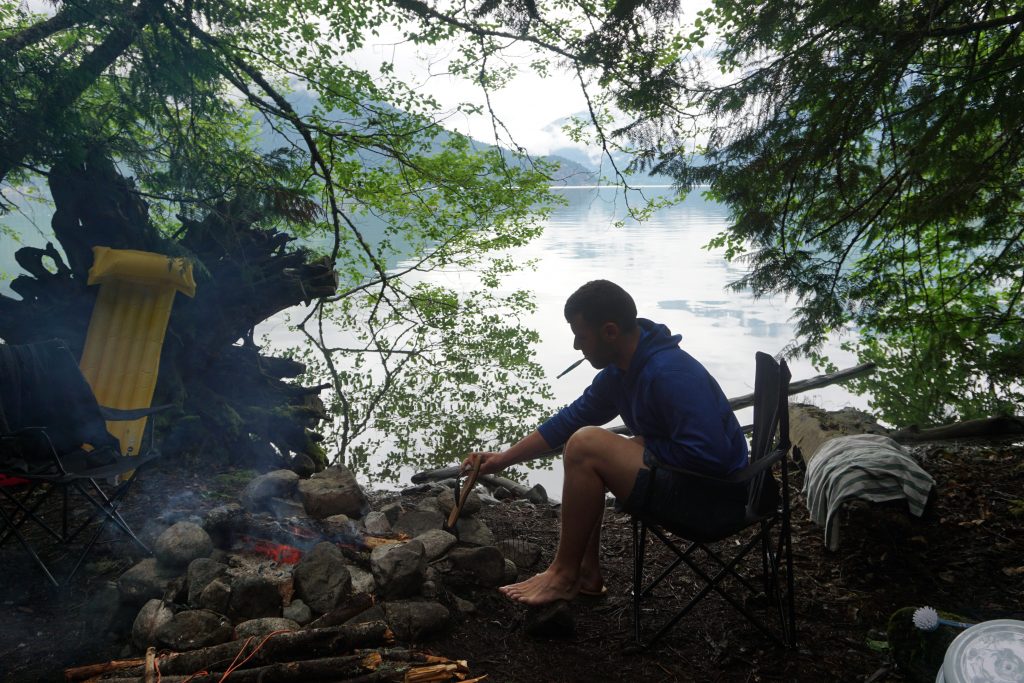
415 529 457 561
227 575 283 621
297 466 369 519
239 470 300 514
283 599 313 625
496 539 541 568
186 558 227 607
153 522 214 570
446 546 506 587
197 577 231 614
383 601 450 641
453 517 493 546
118 558 180 606
437 488 482 517
393 508 444 537
131 599 174 650
371 540 427 600
292 542 352 615
364 511 391 535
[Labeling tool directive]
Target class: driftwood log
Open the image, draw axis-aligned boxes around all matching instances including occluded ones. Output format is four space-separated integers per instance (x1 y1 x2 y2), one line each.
0 151 337 466
727 362 876 410
890 415 1024 442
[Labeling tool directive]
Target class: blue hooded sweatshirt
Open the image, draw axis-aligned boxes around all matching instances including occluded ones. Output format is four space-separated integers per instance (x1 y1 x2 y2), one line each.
537 319 748 475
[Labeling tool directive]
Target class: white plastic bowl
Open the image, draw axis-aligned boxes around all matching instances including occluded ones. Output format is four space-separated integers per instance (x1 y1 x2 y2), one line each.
934 619 1024 683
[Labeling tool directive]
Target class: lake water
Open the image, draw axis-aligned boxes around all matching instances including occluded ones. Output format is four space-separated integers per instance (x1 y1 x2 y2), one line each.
1 185 868 495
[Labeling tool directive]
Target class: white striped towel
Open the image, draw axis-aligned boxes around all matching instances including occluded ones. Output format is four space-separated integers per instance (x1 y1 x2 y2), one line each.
803 433 934 551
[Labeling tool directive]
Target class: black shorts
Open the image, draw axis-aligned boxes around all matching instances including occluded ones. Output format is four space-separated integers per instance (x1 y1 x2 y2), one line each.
618 449 748 540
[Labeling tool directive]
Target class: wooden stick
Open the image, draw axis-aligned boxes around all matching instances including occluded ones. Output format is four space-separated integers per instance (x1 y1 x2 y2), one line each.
143 648 155 683
446 454 481 528
64 658 146 681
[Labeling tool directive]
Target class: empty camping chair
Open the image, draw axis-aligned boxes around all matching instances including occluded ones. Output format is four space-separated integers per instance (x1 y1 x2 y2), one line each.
629 351 796 648
0 339 165 586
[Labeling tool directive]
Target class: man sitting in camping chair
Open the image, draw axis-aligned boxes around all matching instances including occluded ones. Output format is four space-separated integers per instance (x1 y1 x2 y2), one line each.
463 280 748 604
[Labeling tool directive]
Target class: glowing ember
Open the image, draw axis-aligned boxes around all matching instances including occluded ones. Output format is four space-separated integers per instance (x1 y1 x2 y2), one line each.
239 535 304 564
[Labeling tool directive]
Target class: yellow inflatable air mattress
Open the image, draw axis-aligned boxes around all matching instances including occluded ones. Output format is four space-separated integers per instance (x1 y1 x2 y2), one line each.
79 247 196 457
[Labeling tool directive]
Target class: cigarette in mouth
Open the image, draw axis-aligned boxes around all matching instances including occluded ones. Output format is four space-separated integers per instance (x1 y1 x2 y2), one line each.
556 357 586 379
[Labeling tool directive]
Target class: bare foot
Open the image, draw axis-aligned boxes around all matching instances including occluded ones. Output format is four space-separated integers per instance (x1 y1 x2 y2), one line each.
499 570 578 606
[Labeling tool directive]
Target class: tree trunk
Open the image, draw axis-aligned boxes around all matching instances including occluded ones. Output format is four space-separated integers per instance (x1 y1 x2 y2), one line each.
0 150 337 467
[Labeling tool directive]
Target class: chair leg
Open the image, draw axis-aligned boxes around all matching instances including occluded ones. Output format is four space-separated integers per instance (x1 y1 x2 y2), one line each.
760 520 772 595
0 500 60 586
63 476 150 554
640 523 792 649
97 475 151 553
632 518 645 645
780 458 796 647
66 501 116 584
65 475 151 583
0 484 66 544
782 510 796 646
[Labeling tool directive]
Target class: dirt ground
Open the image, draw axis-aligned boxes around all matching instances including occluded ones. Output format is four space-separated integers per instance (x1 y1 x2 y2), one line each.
1 437 1022 682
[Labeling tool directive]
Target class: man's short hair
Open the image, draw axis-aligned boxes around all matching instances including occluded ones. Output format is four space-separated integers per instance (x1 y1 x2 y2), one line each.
564 280 638 332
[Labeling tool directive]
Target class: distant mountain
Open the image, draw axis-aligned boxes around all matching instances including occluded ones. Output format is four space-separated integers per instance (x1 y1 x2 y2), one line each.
542 154 598 186
260 93 708 187
258 92 599 186
542 112 703 186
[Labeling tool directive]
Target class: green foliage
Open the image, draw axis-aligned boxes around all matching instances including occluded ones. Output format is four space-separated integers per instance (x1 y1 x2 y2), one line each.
288 283 554 483
641 0 1024 426
1 0 559 476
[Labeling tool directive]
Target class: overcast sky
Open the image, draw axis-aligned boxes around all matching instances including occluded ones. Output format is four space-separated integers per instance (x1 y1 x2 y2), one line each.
350 29 590 158
348 1 713 161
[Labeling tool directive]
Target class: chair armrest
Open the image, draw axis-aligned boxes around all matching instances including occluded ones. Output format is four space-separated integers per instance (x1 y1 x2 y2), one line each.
98 404 173 422
0 427 67 475
2 426 50 436
650 446 789 485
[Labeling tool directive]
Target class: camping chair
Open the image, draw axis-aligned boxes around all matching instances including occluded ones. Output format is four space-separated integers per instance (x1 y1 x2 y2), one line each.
0 339 165 586
629 351 796 648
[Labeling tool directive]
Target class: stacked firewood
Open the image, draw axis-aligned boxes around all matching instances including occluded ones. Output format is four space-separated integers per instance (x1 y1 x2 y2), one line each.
64 622 483 683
